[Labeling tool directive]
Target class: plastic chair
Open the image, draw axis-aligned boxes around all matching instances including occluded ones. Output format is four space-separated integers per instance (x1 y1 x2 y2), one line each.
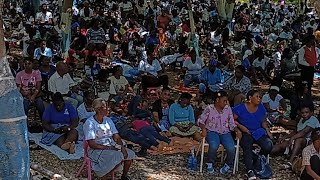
76 139 93 180
76 139 116 180
198 137 239 174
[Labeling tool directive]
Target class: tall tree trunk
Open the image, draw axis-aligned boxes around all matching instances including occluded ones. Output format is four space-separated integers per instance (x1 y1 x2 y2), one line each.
0 1 30 179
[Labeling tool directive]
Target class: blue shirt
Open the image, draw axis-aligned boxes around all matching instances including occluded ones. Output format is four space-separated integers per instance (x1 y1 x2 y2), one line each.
233 103 266 133
34 47 53 60
200 67 224 85
145 36 159 48
242 58 251 71
43 103 78 124
169 103 195 125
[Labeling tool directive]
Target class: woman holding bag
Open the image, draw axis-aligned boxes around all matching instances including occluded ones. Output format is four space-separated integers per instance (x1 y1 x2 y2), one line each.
199 91 242 174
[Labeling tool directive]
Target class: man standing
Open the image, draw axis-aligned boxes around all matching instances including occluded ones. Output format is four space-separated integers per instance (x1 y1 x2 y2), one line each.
297 36 320 92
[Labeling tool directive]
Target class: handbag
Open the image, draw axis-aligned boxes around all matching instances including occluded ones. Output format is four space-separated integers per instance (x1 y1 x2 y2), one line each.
253 154 273 179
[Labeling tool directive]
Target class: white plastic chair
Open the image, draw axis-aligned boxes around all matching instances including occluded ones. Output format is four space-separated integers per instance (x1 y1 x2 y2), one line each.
198 137 240 174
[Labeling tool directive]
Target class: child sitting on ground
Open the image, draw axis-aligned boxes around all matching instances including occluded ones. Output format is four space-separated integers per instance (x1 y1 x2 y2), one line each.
300 128 320 180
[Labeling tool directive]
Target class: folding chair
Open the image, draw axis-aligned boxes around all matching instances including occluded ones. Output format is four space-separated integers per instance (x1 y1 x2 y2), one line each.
198 137 240 174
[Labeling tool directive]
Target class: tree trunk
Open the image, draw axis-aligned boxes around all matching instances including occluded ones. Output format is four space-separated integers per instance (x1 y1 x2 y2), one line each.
0 1 30 179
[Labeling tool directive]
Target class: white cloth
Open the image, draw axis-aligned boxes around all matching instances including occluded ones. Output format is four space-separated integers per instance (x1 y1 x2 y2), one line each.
138 59 162 77
183 57 205 75
108 76 129 95
35 11 53 22
262 94 283 110
77 103 96 121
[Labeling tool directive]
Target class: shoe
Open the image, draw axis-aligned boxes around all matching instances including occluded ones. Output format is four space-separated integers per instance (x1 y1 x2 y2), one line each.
207 163 214 174
220 163 231 175
247 170 257 180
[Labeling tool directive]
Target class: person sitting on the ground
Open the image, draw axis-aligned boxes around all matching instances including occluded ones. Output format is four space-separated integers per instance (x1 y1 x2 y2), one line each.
33 40 53 61
41 92 79 154
77 91 96 123
48 61 83 108
290 81 314 121
199 91 242 174
108 65 130 112
224 65 251 106
182 49 205 87
39 55 56 97
300 128 320 180
199 59 224 94
128 96 152 119
138 49 169 92
271 106 320 170
169 92 202 141
83 98 136 180
152 87 175 134
16 58 45 118
262 86 296 128
252 48 272 82
84 56 101 79
233 90 273 180
86 18 106 55
132 118 172 149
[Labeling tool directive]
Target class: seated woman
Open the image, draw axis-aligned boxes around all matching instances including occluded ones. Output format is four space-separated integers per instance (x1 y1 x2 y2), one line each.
39 55 56 100
83 98 135 180
224 65 252 106
233 90 273 180
128 96 152 119
199 91 241 174
262 86 296 128
290 81 314 121
199 59 224 94
169 92 202 141
152 87 174 134
271 106 320 170
41 92 79 153
300 128 320 180
77 91 96 139
16 58 45 118
108 65 130 114
86 18 106 55
138 49 169 92
182 49 205 87
84 56 101 79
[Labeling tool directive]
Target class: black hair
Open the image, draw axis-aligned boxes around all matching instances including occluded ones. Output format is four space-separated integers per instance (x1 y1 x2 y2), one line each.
246 89 259 100
162 87 171 92
311 128 320 142
52 92 64 102
83 91 94 98
235 65 246 73
300 105 311 111
180 92 192 100
213 91 228 102
112 65 122 75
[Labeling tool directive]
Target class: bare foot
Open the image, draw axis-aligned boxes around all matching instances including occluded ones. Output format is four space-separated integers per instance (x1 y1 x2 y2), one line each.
150 146 158 151
69 142 75 154
61 142 71 151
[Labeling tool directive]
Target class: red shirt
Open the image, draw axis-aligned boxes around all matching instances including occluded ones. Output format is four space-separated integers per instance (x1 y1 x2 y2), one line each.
132 120 150 131
304 47 317 66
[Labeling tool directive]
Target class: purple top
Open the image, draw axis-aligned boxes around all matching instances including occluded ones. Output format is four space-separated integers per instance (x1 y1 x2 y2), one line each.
198 105 236 134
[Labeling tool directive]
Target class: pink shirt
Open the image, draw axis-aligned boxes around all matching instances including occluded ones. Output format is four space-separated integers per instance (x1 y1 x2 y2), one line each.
16 70 42 96
132 120 150 131
198 105 236 134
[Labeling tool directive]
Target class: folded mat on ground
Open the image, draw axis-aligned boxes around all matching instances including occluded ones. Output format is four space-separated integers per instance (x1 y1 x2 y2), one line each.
28 133 84 160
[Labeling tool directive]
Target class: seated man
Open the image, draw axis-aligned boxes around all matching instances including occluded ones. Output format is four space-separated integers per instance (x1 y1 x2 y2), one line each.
41 92 79 154
48 61 83 108
271 106 320 169
199 59 224 94
300 128 320 180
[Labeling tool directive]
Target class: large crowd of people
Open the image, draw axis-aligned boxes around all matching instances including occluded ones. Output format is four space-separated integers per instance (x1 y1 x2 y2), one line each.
4 0 320 179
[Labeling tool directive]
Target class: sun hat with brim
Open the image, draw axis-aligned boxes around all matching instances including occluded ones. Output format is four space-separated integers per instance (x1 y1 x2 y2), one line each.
270 86 280 92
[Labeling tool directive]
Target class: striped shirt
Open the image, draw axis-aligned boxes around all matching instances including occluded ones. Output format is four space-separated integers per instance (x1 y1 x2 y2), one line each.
86 27 106 44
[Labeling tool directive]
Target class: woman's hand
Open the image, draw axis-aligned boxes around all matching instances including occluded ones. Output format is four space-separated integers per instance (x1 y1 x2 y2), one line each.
235 131 242 140
201 129 207 137
267 130 273 140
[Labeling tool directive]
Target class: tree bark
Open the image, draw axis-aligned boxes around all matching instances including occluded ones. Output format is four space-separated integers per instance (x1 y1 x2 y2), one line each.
0 1 30 179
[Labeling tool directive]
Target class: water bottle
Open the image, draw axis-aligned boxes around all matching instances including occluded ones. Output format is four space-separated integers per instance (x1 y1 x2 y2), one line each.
191 146 197 171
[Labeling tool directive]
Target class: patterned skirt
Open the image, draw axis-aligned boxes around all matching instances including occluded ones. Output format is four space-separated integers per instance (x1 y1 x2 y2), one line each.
169 121 201 136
